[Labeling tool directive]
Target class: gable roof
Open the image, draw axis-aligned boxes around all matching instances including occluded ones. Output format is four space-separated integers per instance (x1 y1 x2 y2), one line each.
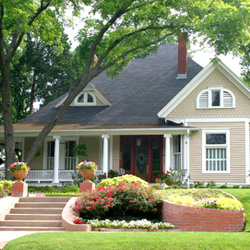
17 44 203 129
157 60 250 119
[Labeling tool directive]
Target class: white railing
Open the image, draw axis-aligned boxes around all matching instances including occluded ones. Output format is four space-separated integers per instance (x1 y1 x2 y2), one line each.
25 169 105 183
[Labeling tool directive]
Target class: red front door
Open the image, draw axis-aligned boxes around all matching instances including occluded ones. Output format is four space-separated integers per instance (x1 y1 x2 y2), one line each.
120 136 163 182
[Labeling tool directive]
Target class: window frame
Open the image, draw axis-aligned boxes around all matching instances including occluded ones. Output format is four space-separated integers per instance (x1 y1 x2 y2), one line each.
74 92 96 106
202 129 230 174
197 87 235 109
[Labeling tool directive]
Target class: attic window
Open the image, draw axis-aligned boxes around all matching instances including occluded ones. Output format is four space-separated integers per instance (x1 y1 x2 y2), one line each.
75 92 96 106
197 88 235 109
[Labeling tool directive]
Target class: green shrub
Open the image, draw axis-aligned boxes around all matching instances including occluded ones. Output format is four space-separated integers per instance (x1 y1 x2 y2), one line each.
0 180 13 196
193 181 205 188
233 185 240 189
219 183 228 188
62 185 79 193
73 181 162 220
206 181 216 188
172 185 179 189
108 170 119 178
150 184 163 190
96 174 148 188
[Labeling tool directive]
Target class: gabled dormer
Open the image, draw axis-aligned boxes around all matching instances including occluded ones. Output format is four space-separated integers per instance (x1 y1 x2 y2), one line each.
55 85 111 108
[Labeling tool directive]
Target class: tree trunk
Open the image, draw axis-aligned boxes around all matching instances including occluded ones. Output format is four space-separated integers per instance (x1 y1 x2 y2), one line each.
24 76 90 164
1 68 15 180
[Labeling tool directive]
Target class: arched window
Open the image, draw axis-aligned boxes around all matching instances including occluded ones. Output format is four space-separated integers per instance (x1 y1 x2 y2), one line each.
197 88 235 109
75 92 96 106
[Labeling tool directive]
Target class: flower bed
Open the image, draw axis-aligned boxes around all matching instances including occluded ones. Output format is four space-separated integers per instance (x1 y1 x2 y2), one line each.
160 198 245 232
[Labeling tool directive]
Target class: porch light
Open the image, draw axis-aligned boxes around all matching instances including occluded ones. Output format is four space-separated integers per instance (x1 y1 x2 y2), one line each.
136 139 142 147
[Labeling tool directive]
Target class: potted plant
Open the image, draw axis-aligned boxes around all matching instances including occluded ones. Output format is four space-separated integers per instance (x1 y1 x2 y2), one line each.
77 161 98 180
154 170 175 186
9 162 31 182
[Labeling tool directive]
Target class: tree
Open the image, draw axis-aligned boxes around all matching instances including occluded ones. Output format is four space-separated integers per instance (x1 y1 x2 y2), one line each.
0 0 80 179
1 0 250 179
10 33 77 122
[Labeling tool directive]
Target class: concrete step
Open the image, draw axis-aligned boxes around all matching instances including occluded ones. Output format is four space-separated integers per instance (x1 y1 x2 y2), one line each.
10 208 63 214
15 202 66 208
20 197 70 203
0 220 62 227
0 226 65 231
5 214 62 220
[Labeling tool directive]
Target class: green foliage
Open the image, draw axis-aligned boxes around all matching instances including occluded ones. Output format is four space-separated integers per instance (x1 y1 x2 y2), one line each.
108 169 119 178
62 185 79 193
193 181 205 188
96 174 148 188
150 184 163 190
73 181 162 220
0 180 13 196
206 181 216 188
73 143 88 158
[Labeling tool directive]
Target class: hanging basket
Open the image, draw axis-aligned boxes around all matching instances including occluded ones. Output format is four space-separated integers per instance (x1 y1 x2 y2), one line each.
12 170 28 182
80 169 95 180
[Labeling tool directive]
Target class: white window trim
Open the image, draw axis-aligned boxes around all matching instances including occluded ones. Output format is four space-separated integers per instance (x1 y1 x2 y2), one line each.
74 92 96 106
202 129 230 174
197 87 235 109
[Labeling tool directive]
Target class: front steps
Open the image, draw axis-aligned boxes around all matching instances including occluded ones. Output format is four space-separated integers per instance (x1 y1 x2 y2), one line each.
0 197 70 231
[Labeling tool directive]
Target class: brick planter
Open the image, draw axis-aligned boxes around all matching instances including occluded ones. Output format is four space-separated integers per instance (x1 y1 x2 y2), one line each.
12 181 28 197
160 200 245 232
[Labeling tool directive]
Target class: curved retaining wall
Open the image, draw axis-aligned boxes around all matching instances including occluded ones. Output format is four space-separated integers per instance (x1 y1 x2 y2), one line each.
160 199 245 232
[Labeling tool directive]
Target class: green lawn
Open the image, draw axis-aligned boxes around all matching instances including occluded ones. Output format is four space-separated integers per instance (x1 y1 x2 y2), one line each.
4 231 250 250
221 188 250 231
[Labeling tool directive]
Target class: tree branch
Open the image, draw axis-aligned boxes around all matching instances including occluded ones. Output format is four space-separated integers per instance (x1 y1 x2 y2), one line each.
7 0 52 63
97 25 175 67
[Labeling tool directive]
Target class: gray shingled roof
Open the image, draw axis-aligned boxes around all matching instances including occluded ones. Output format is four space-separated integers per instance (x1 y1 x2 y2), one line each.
18 44 202 127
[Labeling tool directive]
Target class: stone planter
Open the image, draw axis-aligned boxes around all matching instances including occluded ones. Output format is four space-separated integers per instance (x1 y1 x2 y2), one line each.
12 170 28 182
80 169 95 180
155 178 164 183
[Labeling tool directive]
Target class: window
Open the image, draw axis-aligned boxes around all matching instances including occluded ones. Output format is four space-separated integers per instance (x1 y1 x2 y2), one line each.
65 141 76 170
197 88 234 109
47 141 55 170
75 92 96 106
172 135 181 170
202 130 230 173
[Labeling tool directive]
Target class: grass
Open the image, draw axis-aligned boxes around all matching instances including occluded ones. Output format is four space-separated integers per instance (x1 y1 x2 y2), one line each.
4 231 250 250
221 189 250 231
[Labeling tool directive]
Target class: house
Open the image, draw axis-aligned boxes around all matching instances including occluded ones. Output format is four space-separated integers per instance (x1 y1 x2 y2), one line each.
1 36 250 186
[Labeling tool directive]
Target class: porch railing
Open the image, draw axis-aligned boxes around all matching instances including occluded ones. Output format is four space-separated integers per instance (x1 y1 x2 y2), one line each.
25 169 105 183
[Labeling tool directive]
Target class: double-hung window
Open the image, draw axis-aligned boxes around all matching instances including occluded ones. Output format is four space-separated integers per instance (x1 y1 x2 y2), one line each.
202 130 230 173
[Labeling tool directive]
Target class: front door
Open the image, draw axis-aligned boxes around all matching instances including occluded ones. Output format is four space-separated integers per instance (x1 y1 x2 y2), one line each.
135 137 149 181
120 135 163 182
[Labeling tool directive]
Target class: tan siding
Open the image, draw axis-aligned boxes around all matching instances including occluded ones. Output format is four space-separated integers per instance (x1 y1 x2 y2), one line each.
169 69 250 118
112 136 120 172
25 138 43 170
189 122 246 184
79 137 100 166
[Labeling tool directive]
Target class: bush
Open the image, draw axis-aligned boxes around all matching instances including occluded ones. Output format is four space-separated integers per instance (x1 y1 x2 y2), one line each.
108 170 119 178
0 180 13 197
62 185 79 193
206 181 216 188
73 181 162 220
96 174 148 188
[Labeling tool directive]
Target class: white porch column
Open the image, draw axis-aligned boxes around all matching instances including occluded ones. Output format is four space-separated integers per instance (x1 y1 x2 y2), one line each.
102 135 110 176
53 136 61 183
184 130 190 187
164 134 171 172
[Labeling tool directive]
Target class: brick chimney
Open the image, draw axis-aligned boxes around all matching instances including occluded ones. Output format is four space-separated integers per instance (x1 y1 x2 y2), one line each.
177 32 188 79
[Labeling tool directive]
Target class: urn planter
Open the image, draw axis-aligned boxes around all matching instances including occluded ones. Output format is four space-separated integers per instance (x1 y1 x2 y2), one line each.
12 170 28 182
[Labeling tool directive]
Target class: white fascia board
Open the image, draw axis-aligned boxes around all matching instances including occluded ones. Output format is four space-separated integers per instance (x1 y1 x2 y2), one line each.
157 62 216 118
11 127 199 137
158 61 250 118
168 117 250 123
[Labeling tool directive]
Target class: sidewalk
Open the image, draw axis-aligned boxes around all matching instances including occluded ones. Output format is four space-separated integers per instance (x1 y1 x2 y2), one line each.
0 231 38 249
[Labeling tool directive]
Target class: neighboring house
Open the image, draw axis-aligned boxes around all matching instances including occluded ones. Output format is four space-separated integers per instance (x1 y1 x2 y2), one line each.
1 36 250 186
